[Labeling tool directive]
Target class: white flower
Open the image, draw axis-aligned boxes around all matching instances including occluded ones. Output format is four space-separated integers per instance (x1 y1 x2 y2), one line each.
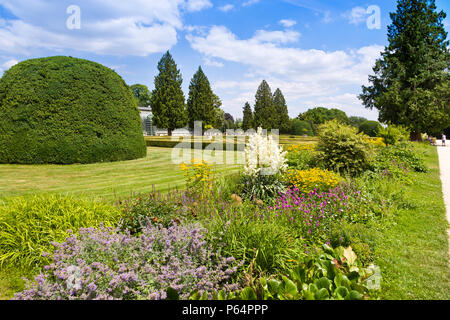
244 128 287 177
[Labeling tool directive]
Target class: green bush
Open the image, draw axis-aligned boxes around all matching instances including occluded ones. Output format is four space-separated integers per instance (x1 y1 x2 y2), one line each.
358 121 382 137
118 191 192 234
291 119 314 136
316 121 374 176
0 56 146 164
0 195 120 270
378 124 409 146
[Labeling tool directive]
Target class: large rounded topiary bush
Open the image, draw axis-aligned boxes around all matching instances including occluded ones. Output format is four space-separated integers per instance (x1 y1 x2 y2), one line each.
0 56 146 164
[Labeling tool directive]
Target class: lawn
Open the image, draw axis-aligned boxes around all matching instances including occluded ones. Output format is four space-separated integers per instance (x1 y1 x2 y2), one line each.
374 144 450 299
0 147 242 201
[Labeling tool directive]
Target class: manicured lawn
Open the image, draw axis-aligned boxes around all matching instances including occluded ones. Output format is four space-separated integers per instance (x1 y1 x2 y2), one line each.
0 147 242 201
374 144 450 299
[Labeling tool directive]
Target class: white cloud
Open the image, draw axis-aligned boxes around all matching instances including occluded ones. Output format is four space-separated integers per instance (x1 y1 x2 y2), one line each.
279 19 297 28
187 26 382 120
242 0 260 7
185 0 213 12
252 29 301 44
2 59 18 70
204 57 224 67
219 4 234 12
322 11 333 24
345 7 367 25
0 0 211 56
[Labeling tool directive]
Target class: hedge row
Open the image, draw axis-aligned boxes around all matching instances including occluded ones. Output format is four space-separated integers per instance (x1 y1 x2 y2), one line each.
146 139 245 151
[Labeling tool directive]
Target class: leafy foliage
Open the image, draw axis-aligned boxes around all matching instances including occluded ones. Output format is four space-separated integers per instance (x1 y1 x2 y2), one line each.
358 120 382 137
291 119 314 136
130 84 152 107
0 56 146 164
187 245 377 300
360 0 450 136
0 195 120 270
285 144 316 170
378 124 410 146
316 121 374 176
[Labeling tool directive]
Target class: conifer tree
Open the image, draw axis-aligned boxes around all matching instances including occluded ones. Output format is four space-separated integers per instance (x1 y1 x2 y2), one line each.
360 0 450 140
273 88 291 133
253 80 278 130
150 51 187 136
242 102 254 131
187 66 216 130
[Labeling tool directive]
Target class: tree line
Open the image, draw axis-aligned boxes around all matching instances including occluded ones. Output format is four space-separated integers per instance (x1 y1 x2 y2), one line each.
131 0 449 139
131 51 239 136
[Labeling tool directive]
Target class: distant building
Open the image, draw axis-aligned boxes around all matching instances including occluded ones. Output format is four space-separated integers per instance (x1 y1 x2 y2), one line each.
138 107 192 136
138 107 155 136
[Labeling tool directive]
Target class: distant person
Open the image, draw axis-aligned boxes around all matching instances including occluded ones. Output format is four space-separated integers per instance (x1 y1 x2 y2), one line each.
443 133 446 147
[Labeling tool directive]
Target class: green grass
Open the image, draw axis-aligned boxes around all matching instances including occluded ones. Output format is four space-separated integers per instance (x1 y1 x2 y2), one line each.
0 147 242 201
374 144 450 300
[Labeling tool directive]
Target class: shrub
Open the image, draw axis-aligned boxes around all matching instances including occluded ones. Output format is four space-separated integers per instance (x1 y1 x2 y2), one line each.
378 124 409 146
284 168 342 193
0 195 120 270
14 224 240 300
291 119 314 136
316 121 374 176
117 190 194 235
358 121 382 137
0 56 146 164
285 144 317 170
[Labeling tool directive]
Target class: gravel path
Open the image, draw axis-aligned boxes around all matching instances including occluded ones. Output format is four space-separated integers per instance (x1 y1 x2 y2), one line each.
436 140 450 260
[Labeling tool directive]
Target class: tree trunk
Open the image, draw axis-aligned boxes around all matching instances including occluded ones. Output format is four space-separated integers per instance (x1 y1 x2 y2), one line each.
410 131 422 142
168 128 173 136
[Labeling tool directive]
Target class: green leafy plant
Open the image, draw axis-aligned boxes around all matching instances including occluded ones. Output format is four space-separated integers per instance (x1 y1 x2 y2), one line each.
0 195 120 270
185 245 378 300
316 120 374 177
240 174 286 202
378 125 409 146
117 191 193 234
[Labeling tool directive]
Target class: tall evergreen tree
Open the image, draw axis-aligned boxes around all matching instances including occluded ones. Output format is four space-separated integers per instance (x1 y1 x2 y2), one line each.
253 80 278 130
242 102 254 131
273 88 291 133
187 67 216 130
150 51 187 136
359 0 450 140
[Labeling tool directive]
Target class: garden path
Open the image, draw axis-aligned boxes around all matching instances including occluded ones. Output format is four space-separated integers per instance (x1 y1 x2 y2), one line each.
436 141 450 261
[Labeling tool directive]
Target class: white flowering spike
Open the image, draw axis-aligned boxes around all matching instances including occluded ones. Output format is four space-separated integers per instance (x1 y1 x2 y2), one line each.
244 127 287 177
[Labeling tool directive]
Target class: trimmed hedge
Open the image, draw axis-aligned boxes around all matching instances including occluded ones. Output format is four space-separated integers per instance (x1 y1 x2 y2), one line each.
0 56 146 164
146 139 245 151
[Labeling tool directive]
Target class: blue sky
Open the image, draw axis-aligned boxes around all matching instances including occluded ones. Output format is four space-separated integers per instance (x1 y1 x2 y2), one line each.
0 0 449 121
